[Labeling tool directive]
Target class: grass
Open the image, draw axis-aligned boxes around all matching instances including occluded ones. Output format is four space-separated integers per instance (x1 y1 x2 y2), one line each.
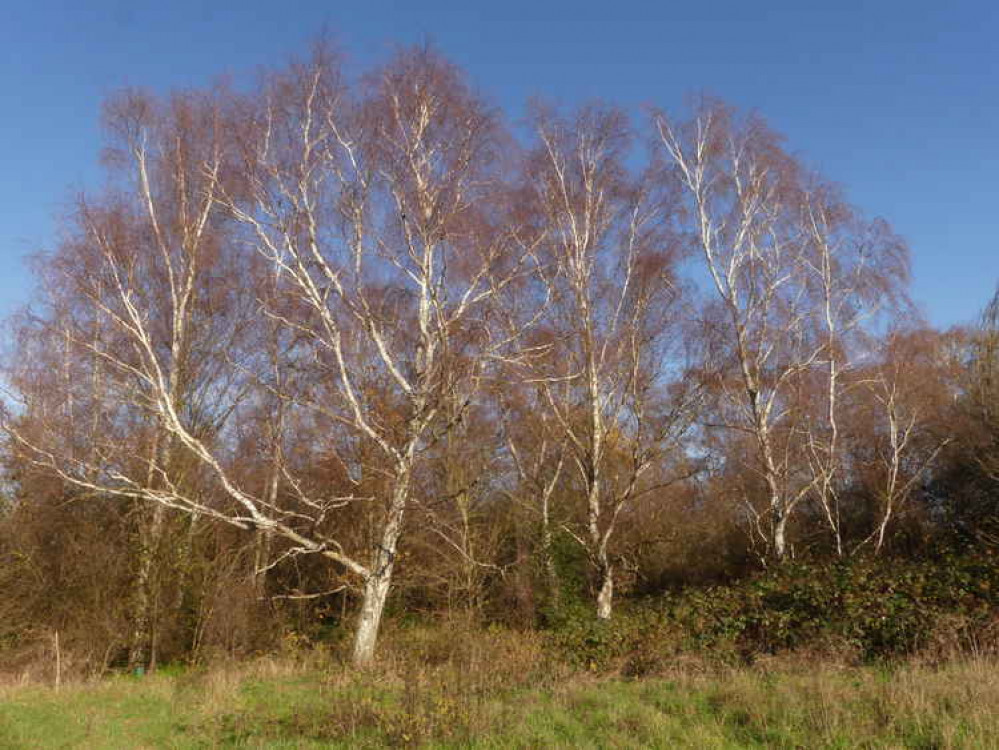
1 628 998 748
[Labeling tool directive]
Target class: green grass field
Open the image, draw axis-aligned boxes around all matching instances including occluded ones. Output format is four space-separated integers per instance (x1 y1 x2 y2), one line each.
1 652 997 749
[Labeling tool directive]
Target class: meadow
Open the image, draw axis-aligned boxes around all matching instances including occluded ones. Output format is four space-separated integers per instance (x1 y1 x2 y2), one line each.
2 624 997 749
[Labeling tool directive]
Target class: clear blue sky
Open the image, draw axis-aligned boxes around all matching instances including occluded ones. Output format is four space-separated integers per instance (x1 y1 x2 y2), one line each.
2 0 996 326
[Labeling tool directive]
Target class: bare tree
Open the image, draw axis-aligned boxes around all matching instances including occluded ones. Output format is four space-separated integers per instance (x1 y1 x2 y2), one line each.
655 101 818 560
217 46 529 663
522 104 691 618
797 184 909 555
3 87 258 670
4 46 530 666
852 330 952 554
655 101 907 561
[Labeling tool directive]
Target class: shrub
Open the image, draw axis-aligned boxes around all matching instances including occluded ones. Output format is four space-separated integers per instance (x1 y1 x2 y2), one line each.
546 550 999 675
666 552 999 662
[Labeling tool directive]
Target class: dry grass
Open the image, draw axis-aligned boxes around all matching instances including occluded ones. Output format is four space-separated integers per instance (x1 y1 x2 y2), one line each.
1 624 998 748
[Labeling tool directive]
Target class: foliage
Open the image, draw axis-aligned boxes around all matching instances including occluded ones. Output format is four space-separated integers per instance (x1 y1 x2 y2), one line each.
545 551 999 671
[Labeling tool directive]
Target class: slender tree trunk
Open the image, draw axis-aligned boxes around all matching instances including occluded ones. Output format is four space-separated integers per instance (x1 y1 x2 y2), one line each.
773 504 789 561
587 475 614 620
252 452 280 594
253 528 274 594
457 493 477 613
352 465 410 666
540 493 559 609
830 510 843 558
129 502 164 671
874 511 891 555
758 423 789 562
129 422 178 671
596 559 613 620
170 513 199 642
826 351 843 558
874 478 897 555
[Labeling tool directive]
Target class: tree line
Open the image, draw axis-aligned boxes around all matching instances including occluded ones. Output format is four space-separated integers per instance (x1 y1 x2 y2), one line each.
1 42 996 671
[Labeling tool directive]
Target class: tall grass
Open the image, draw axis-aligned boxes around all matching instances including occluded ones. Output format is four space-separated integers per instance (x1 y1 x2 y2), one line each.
1 623 998 748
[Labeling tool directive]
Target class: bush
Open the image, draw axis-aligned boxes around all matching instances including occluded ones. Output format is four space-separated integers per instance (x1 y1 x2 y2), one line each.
545 551 999 675
667 552 999 662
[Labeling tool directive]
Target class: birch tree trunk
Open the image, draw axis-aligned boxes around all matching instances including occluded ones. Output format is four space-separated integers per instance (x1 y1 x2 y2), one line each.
128 503 164 672
129 426 170 672
353 465 410 666
523 104 686 619
540 485 560 609
595 559 614 620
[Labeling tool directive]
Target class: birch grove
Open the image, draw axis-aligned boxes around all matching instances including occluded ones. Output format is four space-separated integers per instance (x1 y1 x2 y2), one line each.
654 101 911 561
3 41 966 669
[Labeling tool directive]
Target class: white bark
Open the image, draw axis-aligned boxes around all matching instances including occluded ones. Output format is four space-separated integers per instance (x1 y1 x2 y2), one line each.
3 51 541 668
353 465 410 666
656 108 821 562
524 107 689 616
353 569 392 667
596 564 613 620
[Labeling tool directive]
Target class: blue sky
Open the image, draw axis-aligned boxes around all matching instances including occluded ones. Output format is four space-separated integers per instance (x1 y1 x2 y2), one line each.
1 0 996 326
